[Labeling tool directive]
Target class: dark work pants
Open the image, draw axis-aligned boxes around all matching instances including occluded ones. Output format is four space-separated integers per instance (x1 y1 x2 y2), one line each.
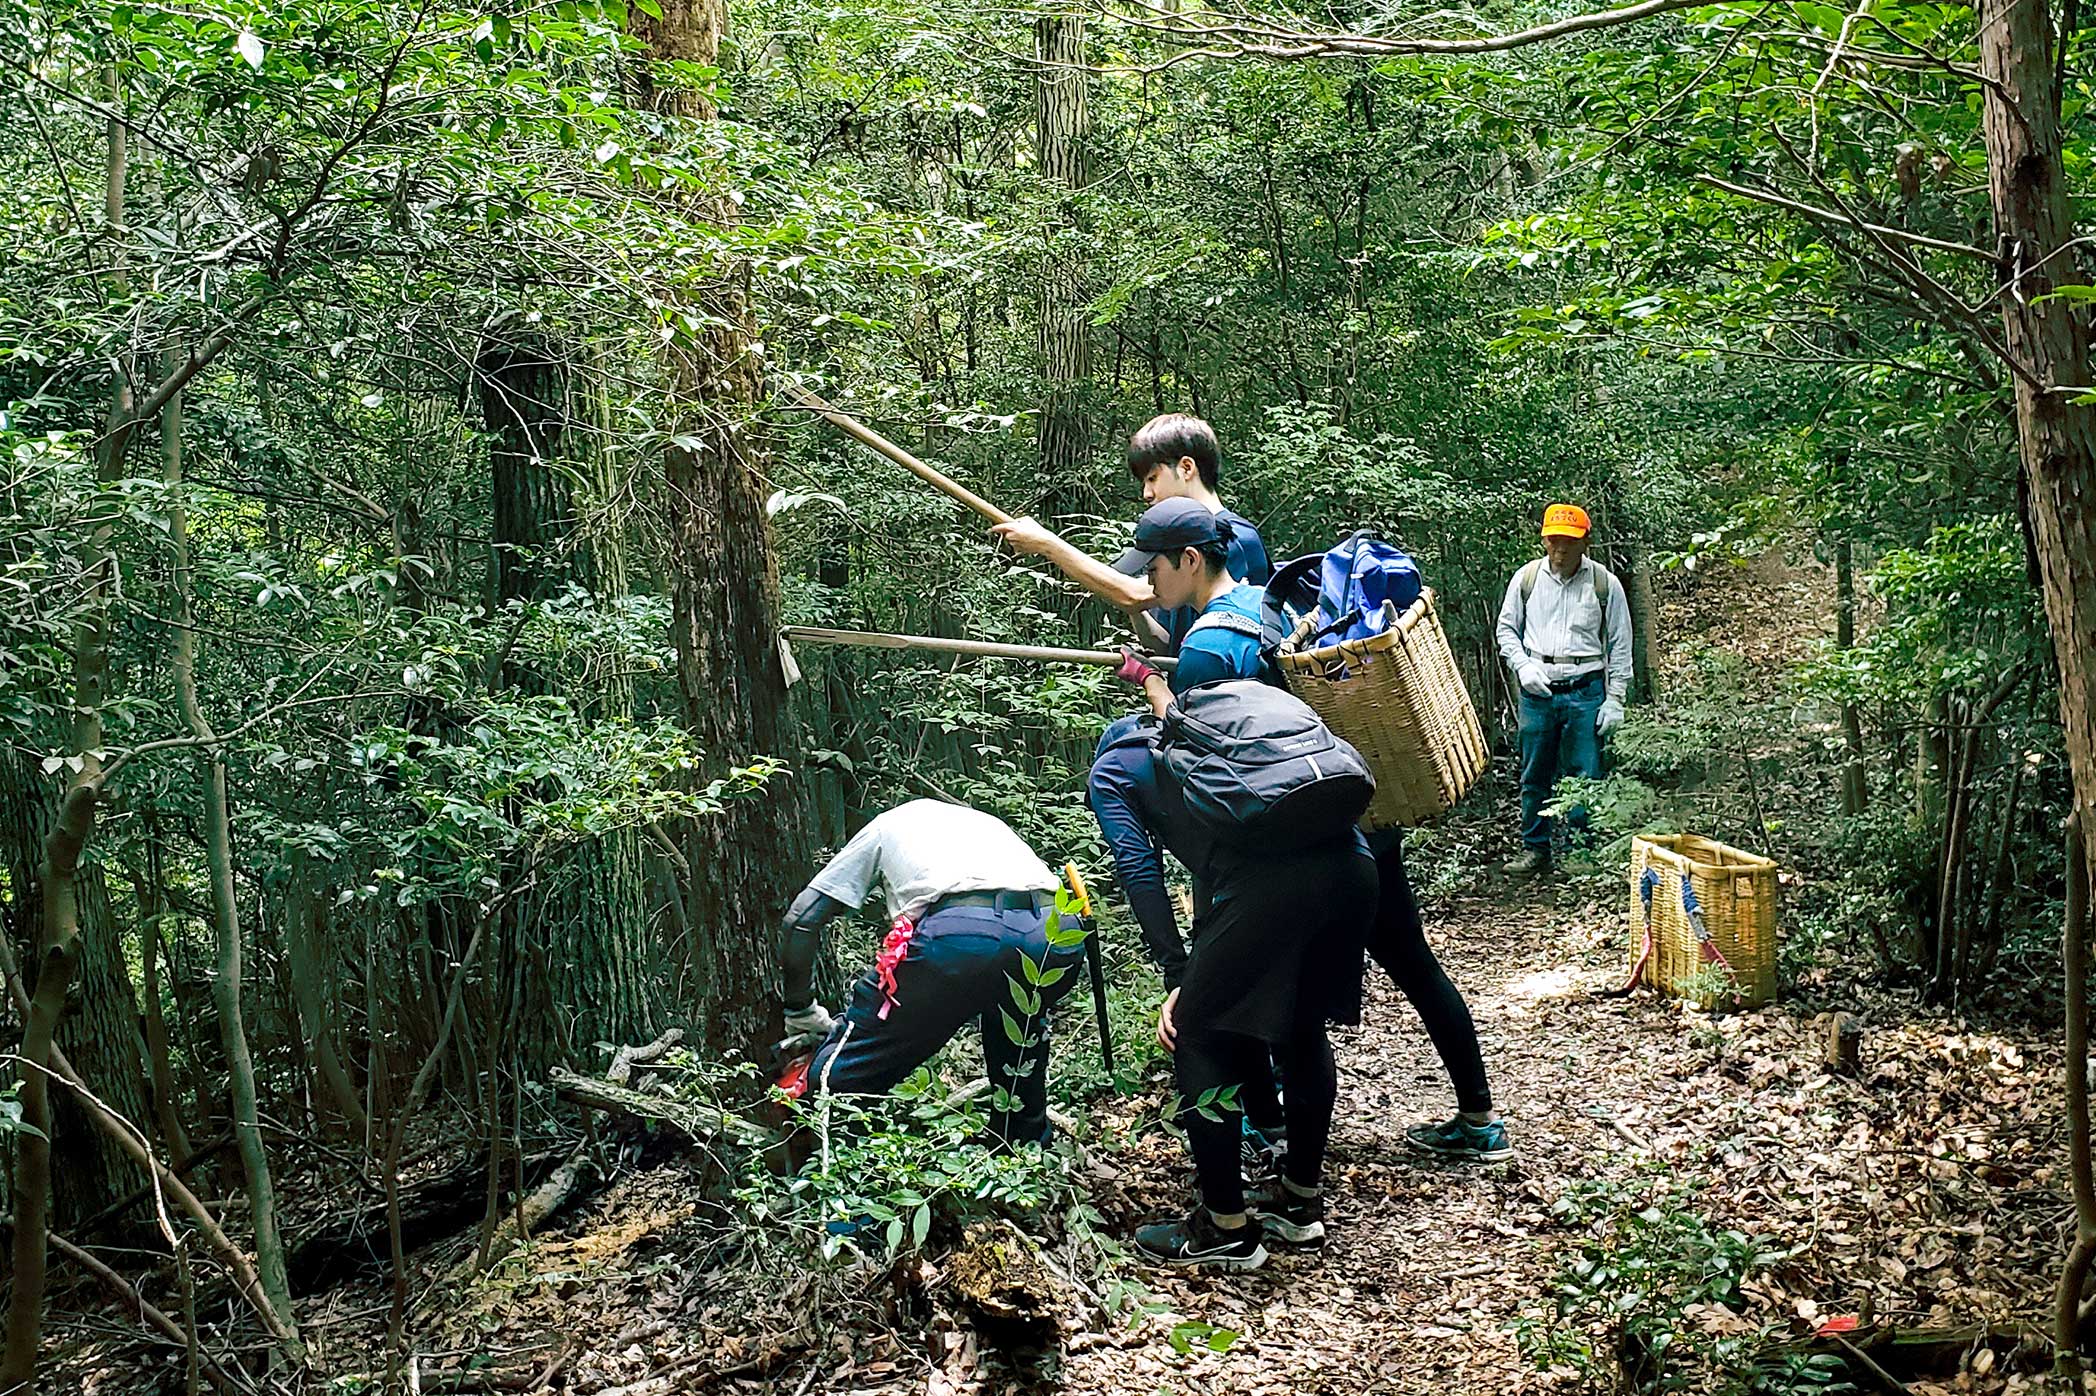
1178 1022 1336 1215
1518 673 1604 851
808 904 1083 1144
1365 834 1493 1115
1174 849 1374 1216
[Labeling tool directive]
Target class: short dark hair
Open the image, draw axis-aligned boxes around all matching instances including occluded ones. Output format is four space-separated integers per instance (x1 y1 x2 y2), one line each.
1127 413 1221 490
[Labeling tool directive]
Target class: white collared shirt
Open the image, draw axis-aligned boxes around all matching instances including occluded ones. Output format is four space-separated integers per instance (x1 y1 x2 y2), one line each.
807 799 1059 923
1495 556 1634 700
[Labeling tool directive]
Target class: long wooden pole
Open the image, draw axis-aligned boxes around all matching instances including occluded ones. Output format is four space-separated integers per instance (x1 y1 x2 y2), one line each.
778 383 1014 524
783 625 1175 671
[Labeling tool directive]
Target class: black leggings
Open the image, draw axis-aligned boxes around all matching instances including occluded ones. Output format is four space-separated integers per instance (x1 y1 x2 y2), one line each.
1366 836 1493 1115
1177 1019 1336 1214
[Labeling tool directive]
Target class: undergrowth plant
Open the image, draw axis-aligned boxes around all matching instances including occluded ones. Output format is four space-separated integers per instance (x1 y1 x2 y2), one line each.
1515 1171 1854 1395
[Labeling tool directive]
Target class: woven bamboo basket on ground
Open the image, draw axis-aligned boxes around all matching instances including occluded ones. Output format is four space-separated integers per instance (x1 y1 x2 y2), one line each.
1627 834 1779 1009
1274 588 1488 830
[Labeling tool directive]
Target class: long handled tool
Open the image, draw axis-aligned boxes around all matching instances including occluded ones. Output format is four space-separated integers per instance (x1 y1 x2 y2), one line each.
780 382 1013 524
779 624 1175 686
1062 861 1115 1080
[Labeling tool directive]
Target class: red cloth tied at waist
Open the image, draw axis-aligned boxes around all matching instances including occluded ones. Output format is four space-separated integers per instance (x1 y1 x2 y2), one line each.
872 914 918 1020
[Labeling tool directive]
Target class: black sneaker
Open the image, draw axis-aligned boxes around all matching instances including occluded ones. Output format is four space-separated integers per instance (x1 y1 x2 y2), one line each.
1247 1183 1325 1246
1132 1209 1268 1270
1404 1115 1514 1163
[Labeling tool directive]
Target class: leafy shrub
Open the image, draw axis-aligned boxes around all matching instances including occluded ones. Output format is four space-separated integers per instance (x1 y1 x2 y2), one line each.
1516 1172 1858 1395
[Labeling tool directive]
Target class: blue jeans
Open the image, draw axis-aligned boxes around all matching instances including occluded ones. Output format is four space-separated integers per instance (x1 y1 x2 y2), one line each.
808 904 1083 1144
1518 676 1604 852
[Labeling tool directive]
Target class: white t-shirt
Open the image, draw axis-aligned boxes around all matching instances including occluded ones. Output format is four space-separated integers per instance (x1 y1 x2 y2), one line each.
806 799 1059 922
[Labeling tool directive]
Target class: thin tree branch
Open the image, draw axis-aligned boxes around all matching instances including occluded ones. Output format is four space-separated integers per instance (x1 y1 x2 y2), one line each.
1693 174 1994 261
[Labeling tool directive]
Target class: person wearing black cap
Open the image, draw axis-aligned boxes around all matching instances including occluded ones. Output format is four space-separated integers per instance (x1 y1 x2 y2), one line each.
1105 497 1267 718
991 413 1271 651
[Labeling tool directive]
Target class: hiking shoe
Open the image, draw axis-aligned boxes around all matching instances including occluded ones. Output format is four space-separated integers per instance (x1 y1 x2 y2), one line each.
1503 849 1550 875
1240 1123 1286 1186
1404 1116 1514 1163
1247 1184 1326 1246
1132 1209 1268 1270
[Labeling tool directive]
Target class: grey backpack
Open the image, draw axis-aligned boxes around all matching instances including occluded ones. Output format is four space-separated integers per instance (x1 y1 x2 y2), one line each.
1158 680 1376 849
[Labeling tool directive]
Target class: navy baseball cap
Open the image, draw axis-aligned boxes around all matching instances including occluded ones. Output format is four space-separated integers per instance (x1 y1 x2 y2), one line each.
1111 498 1229 575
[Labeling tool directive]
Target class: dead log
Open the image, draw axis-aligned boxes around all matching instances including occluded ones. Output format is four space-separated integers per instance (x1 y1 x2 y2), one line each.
285 1148 563 1295
548 1068 772 1149
449 1144 592 1279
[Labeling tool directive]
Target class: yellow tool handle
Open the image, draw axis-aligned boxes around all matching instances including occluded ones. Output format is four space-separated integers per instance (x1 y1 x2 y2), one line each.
1063 861 1095 917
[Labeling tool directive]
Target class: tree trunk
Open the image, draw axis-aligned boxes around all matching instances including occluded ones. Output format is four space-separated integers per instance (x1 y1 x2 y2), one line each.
1975 0 2096 935
1034 7 1091 515
285 872 367 1133
630 0 813 1063
0 793 90 1390
1836 537 1868 815
0 754 150 1224
164 367 303 1355
480 331 657 1059
1615 543 1658 703
129 833 194 1168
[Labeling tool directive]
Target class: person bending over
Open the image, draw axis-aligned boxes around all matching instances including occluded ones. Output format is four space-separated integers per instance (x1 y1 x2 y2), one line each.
1089 734 1376 1270
779 799 1082 1147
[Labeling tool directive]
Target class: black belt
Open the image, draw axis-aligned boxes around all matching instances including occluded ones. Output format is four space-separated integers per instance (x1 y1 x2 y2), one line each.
1531 652 1602 666
925 889 1053 917
1548 671 1605 692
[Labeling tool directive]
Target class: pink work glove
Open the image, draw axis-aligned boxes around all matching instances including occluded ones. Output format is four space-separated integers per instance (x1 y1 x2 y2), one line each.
1115 646 1161 687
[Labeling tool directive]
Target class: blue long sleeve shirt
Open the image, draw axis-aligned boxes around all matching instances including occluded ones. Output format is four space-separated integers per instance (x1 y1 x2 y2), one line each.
1087 727 1217 988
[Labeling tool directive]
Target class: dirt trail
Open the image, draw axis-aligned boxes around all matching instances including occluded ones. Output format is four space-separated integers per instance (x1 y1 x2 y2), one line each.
1058 869 2059 1395
1061 877 1648 1394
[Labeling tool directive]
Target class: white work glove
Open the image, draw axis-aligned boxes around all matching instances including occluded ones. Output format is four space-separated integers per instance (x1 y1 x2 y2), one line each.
1597 697 1625 736
1516 661 1552 698
783 1003 835 1040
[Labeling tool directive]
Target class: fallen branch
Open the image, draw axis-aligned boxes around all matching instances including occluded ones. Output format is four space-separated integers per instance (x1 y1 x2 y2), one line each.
448 1144 592 1280
548 1069 772 1150
607 1028 685 1087
46 1232 246 1395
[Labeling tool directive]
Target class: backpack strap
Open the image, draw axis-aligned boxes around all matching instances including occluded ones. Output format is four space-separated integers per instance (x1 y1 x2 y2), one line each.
1186 610 1264 640
1520 557 1614 646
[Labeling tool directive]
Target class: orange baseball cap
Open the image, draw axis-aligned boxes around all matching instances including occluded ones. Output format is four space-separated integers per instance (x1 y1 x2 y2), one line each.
1541 503 1590 539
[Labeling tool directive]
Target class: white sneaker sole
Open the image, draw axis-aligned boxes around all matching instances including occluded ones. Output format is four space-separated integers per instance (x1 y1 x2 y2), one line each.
1136 1240 1270 1271
1254 1213 1326 1245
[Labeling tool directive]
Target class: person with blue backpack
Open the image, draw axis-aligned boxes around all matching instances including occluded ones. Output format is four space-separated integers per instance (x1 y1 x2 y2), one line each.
1088 682 1378 1269
990 413 1271 652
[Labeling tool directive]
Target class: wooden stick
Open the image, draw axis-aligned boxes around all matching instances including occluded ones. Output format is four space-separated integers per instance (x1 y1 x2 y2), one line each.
783 625 1176 671
777 383 1013 524
47 1232 246 1395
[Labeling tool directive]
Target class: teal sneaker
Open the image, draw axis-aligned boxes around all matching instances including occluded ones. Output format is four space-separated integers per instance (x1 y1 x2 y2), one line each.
1404 1116 1513 1163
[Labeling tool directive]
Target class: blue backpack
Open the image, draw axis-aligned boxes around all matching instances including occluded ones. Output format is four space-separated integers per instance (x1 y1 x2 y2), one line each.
1259 532 1425 664
1317 531 1422 641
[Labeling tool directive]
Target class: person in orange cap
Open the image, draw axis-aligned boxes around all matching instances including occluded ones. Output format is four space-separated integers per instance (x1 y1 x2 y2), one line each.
1493 503 1632 873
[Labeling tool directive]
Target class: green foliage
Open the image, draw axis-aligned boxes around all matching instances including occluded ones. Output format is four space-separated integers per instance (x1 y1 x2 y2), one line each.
1518 1171 1848 1394
746 1077 1078 1264
0 1081 45 1143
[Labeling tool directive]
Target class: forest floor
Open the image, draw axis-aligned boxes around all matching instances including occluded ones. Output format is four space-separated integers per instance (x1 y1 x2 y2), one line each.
236 864 2065 1396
